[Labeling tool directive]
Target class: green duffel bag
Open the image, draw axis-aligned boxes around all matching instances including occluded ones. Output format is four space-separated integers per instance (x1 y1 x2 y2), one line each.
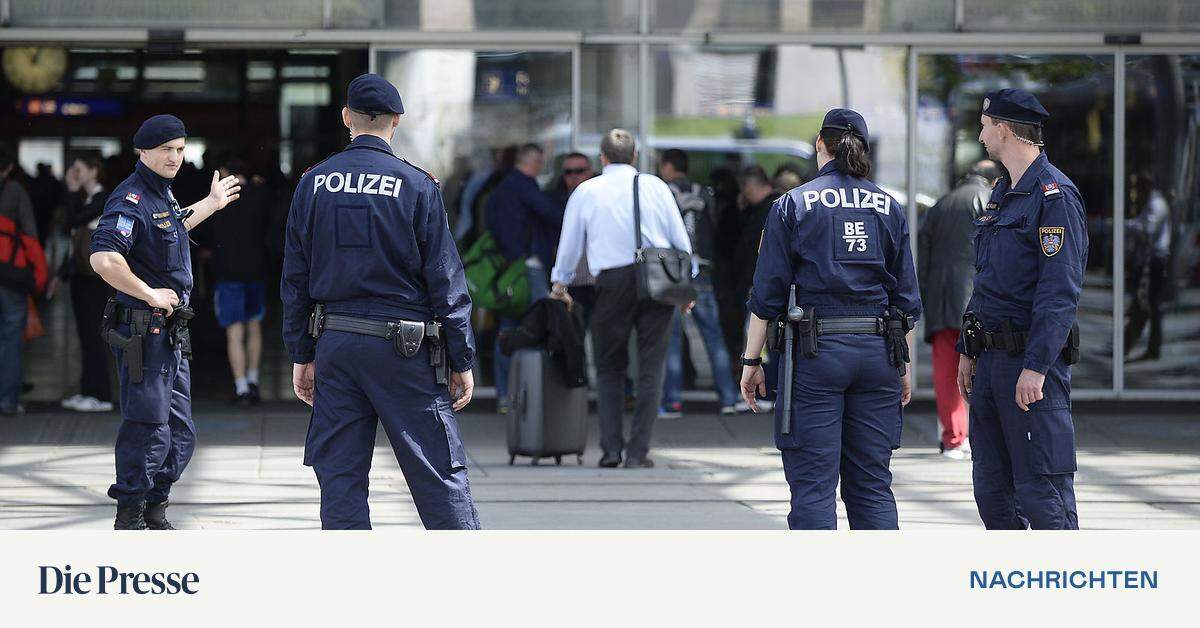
462 232 530 317
492 256 531 319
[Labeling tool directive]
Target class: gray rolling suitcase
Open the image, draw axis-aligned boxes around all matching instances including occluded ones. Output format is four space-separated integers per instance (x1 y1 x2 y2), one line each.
507 348 588 466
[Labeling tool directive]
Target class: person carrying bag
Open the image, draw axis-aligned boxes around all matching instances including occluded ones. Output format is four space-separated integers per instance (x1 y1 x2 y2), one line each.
631 174 696 306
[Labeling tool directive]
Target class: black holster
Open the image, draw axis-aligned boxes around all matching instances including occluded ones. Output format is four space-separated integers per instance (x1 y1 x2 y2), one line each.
169 307 195 360
100 298 146 383
796 307 817 358
425 323 449 386
883 306 915 375
961 312 984 358
1062 323 1080 365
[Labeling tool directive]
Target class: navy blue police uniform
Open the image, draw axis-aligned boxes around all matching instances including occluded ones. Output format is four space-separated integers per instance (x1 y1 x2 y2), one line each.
281 73 480 530
749 109 922 530
959 89 1087 530
91 114 196 529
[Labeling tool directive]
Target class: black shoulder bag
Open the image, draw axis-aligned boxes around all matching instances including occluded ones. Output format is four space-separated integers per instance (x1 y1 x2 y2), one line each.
631 174 696 306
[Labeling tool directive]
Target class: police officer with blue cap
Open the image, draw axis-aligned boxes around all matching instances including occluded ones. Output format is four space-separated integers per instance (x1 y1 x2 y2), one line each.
957 88 1087 530
281 73 481 529
90 114 242 529
739 108 921 529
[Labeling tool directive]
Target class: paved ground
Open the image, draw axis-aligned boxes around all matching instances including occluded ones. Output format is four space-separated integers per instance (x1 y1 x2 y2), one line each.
1 400 1198 530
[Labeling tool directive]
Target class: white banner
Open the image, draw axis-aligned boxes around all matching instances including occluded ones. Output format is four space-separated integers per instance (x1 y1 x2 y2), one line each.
0 531 1192 625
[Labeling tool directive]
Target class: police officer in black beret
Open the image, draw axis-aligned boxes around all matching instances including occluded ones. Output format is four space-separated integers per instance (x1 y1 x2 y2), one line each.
90 114 242 529
958 88 1088 529
281 73 481 529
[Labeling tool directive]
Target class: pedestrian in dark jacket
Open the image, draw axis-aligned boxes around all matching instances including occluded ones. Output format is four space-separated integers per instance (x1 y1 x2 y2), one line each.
918 159 1002 460
48 155 114 412
484 143 563 412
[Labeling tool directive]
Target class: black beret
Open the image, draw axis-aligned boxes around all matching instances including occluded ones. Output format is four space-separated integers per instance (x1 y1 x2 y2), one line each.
982 88 1049 127
821 108 870 152
133 114 187 149
347 73 404 115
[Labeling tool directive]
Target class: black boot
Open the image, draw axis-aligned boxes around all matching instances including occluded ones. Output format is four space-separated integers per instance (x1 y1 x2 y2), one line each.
114 502 148 530
144 500 176 530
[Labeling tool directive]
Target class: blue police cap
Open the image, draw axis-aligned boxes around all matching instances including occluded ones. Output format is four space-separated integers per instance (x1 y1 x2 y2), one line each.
821 108 870 152
982 88 1049 127
132 114 187 149
347 73 404 115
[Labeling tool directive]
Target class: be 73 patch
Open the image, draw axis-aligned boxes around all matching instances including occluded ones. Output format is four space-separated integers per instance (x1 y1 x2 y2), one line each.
1039 226 1065 257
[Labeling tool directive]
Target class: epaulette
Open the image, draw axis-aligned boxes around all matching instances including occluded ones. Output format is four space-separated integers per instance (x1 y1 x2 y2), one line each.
400 157 441 188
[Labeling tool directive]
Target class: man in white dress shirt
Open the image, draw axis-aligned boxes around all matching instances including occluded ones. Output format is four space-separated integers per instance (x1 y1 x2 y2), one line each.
549 129 692 468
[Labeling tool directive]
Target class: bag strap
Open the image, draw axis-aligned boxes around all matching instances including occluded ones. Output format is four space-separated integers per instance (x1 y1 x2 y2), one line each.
632 174 644 261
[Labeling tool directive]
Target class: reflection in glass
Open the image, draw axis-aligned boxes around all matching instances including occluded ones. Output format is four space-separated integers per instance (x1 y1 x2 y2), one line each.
651 44 907 192
375 49 572 242
580 45 640 151
914 54 1114 391
1123 55 1200 390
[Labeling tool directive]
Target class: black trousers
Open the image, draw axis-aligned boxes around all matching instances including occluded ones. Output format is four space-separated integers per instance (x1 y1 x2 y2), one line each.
591 264 674 461
70 275 114 401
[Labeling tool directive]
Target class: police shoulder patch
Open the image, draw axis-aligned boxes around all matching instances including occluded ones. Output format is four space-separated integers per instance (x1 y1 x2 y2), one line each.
1042 182 1061 197
116 215 135 239
124 191 141 205
1039 226 1065 257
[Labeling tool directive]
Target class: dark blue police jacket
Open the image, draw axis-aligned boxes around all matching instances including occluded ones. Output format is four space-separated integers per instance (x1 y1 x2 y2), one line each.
748 161 921 321
958 152 1088 374
484 169 563 269
280 135 475 372
90 160 193 309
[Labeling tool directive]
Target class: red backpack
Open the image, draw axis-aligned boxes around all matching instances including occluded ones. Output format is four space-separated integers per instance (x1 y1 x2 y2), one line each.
0 212 48 295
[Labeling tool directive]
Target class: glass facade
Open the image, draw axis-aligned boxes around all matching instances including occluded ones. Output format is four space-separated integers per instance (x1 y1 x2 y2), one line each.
914 54 1115 391
2 0 1198 398
1123 55 1200 391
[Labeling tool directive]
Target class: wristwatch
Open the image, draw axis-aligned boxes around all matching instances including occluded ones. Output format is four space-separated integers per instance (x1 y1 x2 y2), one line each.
741 356 762 367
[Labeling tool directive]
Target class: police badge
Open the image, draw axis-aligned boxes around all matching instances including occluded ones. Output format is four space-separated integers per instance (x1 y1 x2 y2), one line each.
1039 226 1065 257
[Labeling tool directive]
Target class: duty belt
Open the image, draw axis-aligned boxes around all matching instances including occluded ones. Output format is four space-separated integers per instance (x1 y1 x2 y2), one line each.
980 329 1030 354
100 300 194 383
309 307 449 385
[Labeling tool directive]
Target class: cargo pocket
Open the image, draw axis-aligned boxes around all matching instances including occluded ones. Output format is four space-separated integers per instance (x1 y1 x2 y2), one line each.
435 401 468 472
1029 404 1076 475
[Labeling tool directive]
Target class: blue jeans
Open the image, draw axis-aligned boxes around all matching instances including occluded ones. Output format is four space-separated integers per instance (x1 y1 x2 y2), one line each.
0 286 28 408
494 264 550 403
662 277 738 408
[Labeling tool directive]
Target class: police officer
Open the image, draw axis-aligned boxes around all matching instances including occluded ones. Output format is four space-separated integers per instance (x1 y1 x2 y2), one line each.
90 115 242 529
739 109 921 530
957 89 1087 530
281 73 480 530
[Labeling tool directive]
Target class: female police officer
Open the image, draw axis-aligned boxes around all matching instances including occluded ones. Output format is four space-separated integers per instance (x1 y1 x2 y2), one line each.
739 108 921 530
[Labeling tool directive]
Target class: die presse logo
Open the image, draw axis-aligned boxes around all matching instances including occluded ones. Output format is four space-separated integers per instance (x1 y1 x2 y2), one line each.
38 564 199 595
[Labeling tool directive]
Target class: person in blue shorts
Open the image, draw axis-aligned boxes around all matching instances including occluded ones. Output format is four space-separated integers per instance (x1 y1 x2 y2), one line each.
207 159 273 404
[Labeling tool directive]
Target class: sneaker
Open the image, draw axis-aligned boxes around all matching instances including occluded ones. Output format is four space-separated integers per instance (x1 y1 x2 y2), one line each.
658 402 683 420
497 399 510 415
942 443 972 461
231 392 252 406
61 394 85 410
247 383 262 405
720 404 738 415
0 403 25 416
73 396 114 412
